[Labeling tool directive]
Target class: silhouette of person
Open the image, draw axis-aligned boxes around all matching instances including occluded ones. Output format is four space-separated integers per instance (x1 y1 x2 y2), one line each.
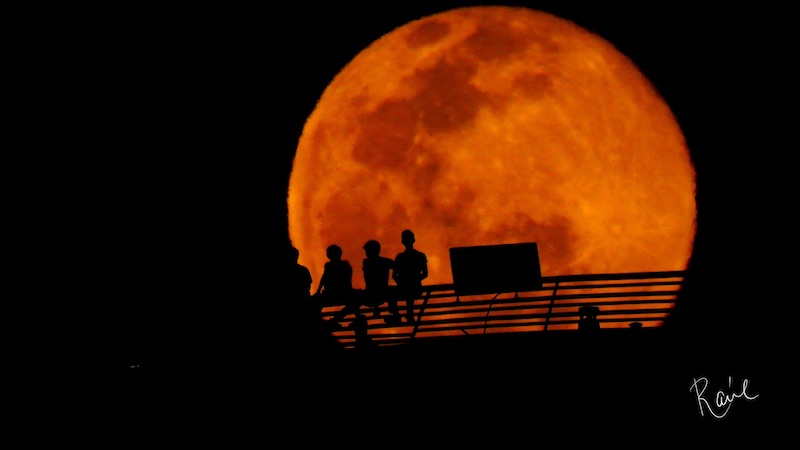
317 244 356 325
578 306 601 333
392 229 428 324
289 245 313 307
361 239 398 322
289 245 340 353
349 314 377 350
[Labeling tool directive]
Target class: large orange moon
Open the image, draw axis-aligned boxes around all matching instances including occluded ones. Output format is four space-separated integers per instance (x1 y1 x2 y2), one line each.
288 7 696 311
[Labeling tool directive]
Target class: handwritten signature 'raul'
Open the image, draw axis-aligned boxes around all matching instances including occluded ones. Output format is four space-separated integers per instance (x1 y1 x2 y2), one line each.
689 376 759 419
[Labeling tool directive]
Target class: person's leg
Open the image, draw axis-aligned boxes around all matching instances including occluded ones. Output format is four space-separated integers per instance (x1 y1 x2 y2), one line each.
406 287 423 323
405 296 415 323
366 290 381 318
329 304 346 323
384 297 401 324
330 294 360 324
399 287 415 323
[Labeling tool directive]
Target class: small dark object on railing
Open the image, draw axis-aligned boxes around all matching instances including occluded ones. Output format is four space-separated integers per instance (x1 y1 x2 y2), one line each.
578 306 600 332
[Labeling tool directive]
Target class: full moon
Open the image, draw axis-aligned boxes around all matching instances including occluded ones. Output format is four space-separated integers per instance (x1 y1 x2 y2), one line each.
288 6 696 315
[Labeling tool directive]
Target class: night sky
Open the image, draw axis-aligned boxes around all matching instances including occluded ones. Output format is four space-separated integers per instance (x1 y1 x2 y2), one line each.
66 0 786 438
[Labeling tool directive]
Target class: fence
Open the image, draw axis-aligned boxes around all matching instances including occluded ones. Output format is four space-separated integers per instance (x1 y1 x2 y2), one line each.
319 270 686 349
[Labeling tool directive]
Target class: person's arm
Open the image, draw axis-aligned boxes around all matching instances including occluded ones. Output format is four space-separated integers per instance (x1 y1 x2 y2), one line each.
304 268 312 295
420 254 429 281
391 259 400 283
346 262 354 289
316 271 326 295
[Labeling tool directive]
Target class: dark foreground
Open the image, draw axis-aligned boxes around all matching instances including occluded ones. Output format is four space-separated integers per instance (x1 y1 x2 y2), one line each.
83 322 778 444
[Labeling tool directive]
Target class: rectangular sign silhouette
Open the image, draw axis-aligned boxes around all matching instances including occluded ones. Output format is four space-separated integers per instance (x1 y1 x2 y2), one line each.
449 242 543 296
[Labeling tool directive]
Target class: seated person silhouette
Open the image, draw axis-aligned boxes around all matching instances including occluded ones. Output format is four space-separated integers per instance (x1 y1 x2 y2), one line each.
289 245 314 313
361 239 398 322
316 244 359 326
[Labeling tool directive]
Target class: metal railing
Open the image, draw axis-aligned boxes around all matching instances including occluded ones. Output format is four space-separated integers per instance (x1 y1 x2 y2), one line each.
319 270 686 349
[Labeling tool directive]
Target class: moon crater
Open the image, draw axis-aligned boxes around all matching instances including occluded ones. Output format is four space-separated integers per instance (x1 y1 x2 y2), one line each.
405 19 451 48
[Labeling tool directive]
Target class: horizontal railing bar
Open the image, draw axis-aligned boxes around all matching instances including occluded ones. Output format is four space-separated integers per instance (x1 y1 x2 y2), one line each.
411 308 674 327
415 320 667 336
420 271 685 291
416 300 676 318
421 271 684 290
414 291 678 309
415 318 666 334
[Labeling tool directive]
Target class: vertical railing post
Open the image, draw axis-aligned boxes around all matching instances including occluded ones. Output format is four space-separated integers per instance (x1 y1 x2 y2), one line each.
409 288 431 341
543 281 560 332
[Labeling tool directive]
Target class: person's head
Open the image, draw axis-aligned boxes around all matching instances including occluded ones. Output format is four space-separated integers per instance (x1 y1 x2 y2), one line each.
401 229 415 247
326 244 343 261
363 239 381 257
290 246 300 263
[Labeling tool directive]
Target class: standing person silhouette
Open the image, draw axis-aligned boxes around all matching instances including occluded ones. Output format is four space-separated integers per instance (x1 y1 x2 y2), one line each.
361 239 398 323
316 244 355 325
392 230 428 324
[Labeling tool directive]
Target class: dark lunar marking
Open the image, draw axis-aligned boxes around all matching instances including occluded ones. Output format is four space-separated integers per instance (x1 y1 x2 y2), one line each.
308 123 328 160
386 202 411 228
430 184 478 228
414 59 489 134
512 72 553 101
376 179 392 196
405 20 451 49
349 93 370 112
301 124 331 185
352 98 417 168
463 22 531 62
483 213 577 270
409 150 444 193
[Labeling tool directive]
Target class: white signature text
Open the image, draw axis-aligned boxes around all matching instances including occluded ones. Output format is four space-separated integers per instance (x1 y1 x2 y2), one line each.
689 376 759 419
